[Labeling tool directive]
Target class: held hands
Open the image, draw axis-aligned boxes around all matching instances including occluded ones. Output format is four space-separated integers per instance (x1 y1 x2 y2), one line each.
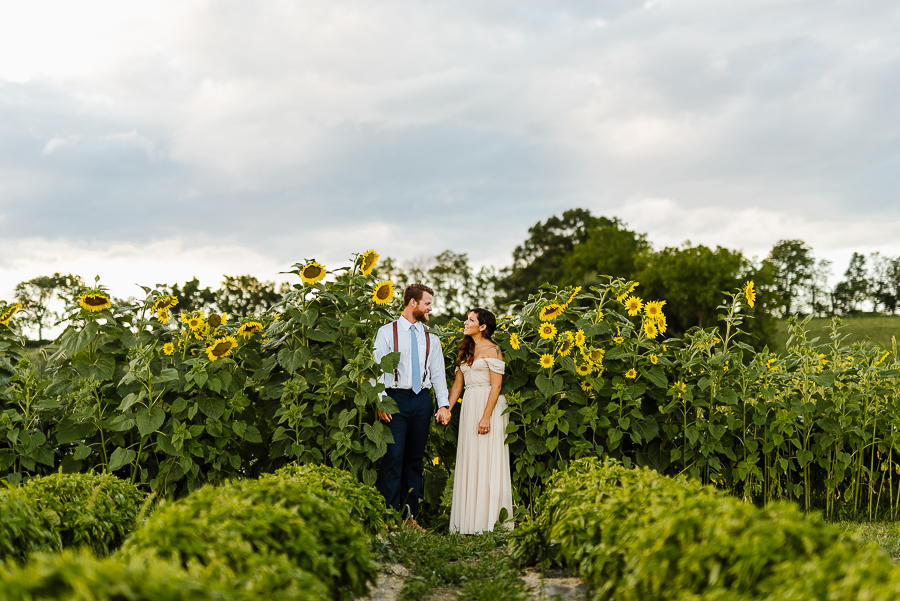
377 410 392 423
478 416 490 435
435 407 451 425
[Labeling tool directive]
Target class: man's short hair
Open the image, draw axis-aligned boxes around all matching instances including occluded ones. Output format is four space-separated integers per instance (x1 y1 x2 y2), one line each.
404 283 434 306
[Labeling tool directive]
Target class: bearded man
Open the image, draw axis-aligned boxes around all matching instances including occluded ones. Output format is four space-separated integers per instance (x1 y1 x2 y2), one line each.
373 283 451 523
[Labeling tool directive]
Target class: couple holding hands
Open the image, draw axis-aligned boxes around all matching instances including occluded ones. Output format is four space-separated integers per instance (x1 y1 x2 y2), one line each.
373 284 513 534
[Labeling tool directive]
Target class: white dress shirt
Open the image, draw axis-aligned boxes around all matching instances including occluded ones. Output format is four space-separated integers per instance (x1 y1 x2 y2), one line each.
373 316 450 408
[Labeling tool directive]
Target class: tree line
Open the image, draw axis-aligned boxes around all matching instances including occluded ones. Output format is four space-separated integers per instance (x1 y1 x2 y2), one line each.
10 208 900 349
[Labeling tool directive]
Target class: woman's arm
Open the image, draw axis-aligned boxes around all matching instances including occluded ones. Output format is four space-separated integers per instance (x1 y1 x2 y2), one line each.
448 368 464 411
478 347 504 435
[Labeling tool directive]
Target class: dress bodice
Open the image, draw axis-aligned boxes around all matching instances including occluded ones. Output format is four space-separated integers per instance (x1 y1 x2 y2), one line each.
459 358 505 388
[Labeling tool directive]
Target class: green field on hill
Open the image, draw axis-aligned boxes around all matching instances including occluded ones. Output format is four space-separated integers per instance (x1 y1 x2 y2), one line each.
772 314 900 352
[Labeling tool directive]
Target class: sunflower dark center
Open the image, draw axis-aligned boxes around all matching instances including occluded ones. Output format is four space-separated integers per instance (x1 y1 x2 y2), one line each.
376 286 390 300
304 266 322 278
212 341 233 356
84 295 109 306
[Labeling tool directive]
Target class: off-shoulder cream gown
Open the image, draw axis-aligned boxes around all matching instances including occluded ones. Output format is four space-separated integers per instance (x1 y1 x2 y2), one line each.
449 358 514 534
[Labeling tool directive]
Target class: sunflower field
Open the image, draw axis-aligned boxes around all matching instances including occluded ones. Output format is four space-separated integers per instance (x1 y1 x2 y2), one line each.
1 251 900 521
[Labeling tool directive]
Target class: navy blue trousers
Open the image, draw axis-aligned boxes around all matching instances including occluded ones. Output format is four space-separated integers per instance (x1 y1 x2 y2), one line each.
376 388 432 520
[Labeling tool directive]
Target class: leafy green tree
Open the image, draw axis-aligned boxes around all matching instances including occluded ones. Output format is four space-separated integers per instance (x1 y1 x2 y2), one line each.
834 252 870 313
809 259 833 317
497 209 649 304
372 253 500 320
169 278 217 316
13 273 83 342
636 244 776 348
768 240 815 317
215 276 289 317
869 253 900 314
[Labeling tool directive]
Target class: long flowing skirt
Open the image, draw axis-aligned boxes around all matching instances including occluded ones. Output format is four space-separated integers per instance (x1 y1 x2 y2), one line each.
448 386 514 534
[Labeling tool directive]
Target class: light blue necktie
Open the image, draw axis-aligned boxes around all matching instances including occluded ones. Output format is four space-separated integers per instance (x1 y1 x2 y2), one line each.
410 324 421 394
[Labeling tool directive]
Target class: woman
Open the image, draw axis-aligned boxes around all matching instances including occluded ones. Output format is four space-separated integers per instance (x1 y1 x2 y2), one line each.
447 308 513 534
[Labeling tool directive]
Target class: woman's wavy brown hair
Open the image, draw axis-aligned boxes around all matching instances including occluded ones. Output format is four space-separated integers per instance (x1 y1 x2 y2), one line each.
456 308 497 366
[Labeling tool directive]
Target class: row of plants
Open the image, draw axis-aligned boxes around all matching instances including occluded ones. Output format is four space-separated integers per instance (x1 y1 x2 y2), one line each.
2 250 900 520
0 464 386 601
430 281 900 520
0 472 145 561
509 458 900 601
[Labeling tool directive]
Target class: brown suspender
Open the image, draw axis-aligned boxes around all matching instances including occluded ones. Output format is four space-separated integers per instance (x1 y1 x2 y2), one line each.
391 320 430 388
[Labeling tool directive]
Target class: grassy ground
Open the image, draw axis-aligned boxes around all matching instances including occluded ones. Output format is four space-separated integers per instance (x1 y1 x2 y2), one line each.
376 523 530 601
772 314 900 351
836 521 900 561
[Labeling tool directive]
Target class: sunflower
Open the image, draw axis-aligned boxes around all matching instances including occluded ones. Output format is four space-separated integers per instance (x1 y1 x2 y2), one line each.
576 362 592 376
432 456 440 466
151 296 178 314
614 336 624 344
539 303 564 321
557 332 574 357
207 335 237 361
163 342 175 356
586 348 605 364
623 295 643 316
236 321 264 338
656 313 668 334
580 381 592 393
510 333 521 350
744 281 756 309
616 282 639 303
207 313 223 328
672 380 687 394
643 320 658 339
625 368 638 379
649 353 658 365
644 300 666 319
300 261 327 284
157 310 170 325
538 323 557 340
80 292 112 312
372 280 394 305
539 354 555 369
360 250 379 276
562 286 582 308
0 303 22 326
185 315 206 331
574 329 586 348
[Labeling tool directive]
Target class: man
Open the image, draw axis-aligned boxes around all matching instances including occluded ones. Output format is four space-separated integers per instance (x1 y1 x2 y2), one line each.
373 283 451 522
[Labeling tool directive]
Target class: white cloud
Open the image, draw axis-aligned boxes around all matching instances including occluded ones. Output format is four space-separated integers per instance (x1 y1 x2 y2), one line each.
1 0 899 301
42 135 79 154
0 238 286 303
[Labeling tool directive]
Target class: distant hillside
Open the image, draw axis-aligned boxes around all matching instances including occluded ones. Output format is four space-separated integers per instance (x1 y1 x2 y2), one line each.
772 314 900 352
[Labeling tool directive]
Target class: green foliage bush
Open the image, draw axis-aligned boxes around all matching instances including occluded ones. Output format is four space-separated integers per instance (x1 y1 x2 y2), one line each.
0 547 326 601
0 486 59 561
510 458 900 601
121 472 376 601
20 471 146 554
273 462 387 535
0 472 144 561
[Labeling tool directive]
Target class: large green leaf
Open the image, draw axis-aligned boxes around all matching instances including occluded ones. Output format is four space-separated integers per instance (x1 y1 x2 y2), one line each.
108 446 136 472
135 406 166 436
56 419 96 444
197 395 226 420
535 374 563 398
277 347 310 373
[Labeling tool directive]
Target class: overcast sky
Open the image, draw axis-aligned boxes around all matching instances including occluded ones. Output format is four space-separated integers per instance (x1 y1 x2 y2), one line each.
1 0 899 302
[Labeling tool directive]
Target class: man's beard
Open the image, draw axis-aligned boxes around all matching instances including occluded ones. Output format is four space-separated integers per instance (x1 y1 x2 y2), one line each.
413 307 429 323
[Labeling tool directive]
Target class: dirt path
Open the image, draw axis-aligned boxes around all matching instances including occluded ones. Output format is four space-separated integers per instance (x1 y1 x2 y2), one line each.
360 563 588 601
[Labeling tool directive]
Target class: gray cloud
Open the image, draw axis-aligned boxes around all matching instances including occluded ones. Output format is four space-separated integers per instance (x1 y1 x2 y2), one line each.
1 0 899 285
